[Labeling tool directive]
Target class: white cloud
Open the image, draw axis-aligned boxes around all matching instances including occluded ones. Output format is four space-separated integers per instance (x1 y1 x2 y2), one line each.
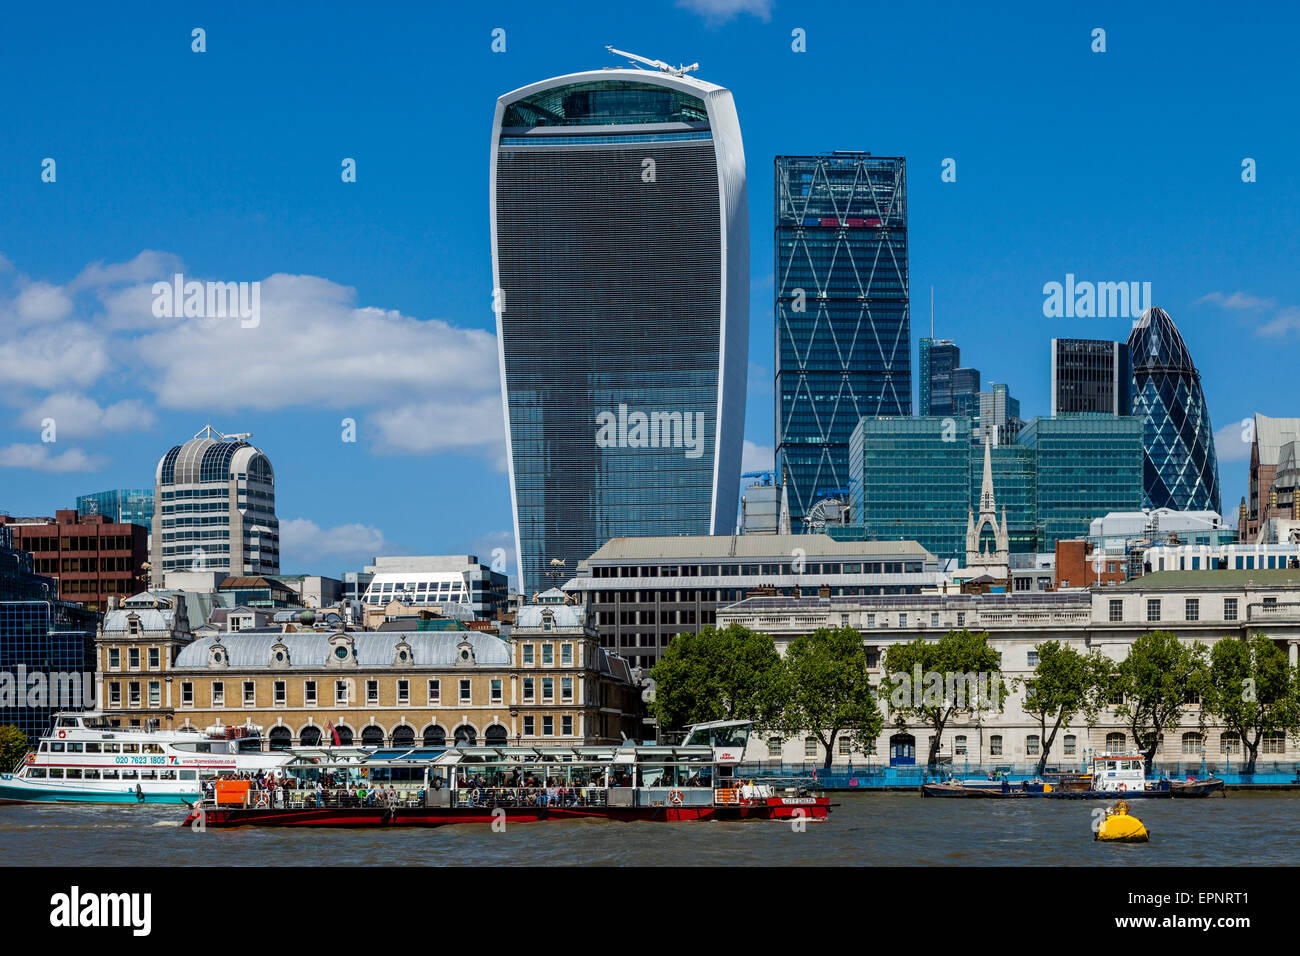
368 396 504 456
676 0 773 22
1214 421 1254 462
14 282 73 324
18 392 156 438
70 250 185 292
279 518 391 573
1256 306 1300 338
1198 291 1275 311
0 324 111 390
741 439 773 474
0 443 105 472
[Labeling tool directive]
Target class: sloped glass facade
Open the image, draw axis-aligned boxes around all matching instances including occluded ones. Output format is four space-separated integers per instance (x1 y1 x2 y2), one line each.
775 154 911 527
1127 308 1222 513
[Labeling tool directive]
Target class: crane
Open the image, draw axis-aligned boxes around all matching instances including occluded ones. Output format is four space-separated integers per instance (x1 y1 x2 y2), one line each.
606 46 699 77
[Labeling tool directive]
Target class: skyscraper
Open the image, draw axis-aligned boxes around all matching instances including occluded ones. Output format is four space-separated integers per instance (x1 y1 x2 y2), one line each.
919 338 959 416
775 153 910 527
1127 307 1222 514
152 425 279 578
1051 338 1132 416
491 58 748 595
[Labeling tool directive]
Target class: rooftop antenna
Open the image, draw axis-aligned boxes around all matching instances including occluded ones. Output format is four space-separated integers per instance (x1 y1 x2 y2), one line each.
606 46 699 77
930 286 934 339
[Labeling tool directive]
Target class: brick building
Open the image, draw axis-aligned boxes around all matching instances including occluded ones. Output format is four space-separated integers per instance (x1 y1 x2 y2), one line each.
1 510 148 612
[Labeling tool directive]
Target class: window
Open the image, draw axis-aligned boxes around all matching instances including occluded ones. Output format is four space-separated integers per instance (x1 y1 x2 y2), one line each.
1027 650 1039 667
148 682 161 707
866 613 875 628
366 680 379 704
148 648 160 669
522 644 534 665
898 614 907 627
1026 735 1040 756
1185 598 1199 622
1109 599 1123 622
459 679 471 704
542 716 554 736
561 715 573 737
804 736 818 758
930 612 939 627
1223 598 1238 621
561 677 573 702
766 737 784 758
839 737 852 755
397 680 410 705
1181 732 1203 755
128 682 141 707
427 679 440 704
956 612 965 627
1220 732 1241 755
490 679 502 704
108 648 120 670
212 681 224 706
1146 599 1161 622
180 682 192 707
1063 734 1076 756
243 681 255 707
304 681 317 705
128 648 140 669
954 735 967 756
523 677 534 702
542 644 554 665
989 735 1003 756
542 677 554 702
561 644 573 666
523 716 535 736
1105 732 1126 751
1262 733 1286 755
109 682 121 707
274 680 286 706
335 680 348 705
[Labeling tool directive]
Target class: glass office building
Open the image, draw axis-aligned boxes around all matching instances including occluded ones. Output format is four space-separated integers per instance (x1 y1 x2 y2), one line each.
1019 415 1144 549
0 525 97 742
919 338 959 416
1050 338 1131 416
76 488 154 528
775 153 910 529
492 66 748 594
1127 307 1222 514
973 442 1037 553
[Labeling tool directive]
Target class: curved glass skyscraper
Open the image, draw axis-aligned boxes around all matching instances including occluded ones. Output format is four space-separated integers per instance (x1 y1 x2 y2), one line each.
491 63 748 594
1127 307 1221 513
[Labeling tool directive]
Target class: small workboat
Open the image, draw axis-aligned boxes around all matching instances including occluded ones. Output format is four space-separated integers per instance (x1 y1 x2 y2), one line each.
923 752 1221 799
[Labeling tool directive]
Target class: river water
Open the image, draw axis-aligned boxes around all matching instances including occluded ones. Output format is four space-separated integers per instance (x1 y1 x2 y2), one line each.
2 792 1296 866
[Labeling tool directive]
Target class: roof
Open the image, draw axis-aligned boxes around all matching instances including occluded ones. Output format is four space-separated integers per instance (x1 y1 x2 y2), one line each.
1118 569 1300 590
723 592 1091 611
173 631 513 669
1254 414 1300 467
580 534 931 564
516 602 586 629
101 607 174 633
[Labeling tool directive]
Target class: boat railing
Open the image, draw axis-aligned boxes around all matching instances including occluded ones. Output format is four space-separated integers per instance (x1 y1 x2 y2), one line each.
451 786 609 809
203 786 427 810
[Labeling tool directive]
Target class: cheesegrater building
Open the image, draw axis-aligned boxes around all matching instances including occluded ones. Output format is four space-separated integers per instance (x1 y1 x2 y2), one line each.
491 56 748 594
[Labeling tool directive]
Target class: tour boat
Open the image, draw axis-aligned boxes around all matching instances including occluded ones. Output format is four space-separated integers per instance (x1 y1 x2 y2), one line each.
922 751 1223 799
0 712 289 804
181 720 831 827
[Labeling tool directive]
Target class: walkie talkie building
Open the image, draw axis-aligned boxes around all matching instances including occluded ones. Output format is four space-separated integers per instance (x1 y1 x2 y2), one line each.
491 61 748 595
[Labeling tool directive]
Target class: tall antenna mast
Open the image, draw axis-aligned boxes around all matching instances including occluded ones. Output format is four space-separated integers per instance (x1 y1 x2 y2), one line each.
930 286 934 339
606 46 699 77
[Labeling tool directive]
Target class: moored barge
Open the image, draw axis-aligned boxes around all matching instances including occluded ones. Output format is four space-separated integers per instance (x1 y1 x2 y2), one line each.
182 720 830 827
921 751 1224 799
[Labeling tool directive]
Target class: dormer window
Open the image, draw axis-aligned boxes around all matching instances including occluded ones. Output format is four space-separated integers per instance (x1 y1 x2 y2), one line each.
128 616 140 636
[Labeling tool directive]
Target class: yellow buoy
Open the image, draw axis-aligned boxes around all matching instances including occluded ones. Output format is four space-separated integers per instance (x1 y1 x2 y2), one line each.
1096 801 1149 843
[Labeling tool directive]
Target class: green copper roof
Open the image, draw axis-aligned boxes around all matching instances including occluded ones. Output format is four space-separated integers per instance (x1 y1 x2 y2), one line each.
1119 569 1300 589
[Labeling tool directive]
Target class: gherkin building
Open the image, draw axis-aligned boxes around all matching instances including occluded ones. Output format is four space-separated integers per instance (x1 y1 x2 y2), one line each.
1127 307 1221 513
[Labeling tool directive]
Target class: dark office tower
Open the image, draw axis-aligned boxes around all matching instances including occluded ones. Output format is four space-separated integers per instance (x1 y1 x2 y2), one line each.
1051 338 1132 416
919 338 959 416
951 366 982 418
775 153 910 527
1127 307 1222 513
492 60 748 595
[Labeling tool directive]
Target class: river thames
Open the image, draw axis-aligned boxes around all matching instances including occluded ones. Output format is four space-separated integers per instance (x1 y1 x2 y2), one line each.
3 791 1298 865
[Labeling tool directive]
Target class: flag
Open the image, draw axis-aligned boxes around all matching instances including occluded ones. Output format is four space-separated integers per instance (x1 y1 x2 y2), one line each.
326 721 340 746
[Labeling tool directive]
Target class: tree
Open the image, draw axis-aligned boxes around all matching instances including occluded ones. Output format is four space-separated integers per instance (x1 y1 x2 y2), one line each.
772 627 882 770
1203 634 1300 774
881 629 1006 768
1021 641 1110 775
1112 630 1210 774
648 624 785 730
0 725 28 772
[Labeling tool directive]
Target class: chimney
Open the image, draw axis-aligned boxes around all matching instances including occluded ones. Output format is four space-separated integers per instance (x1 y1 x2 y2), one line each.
107 596 120 611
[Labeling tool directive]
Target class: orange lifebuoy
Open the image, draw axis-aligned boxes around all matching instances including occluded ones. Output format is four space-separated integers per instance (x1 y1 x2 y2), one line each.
25 753 35 764
57 730 66 739
669 790 684 806
1118 782 1127 791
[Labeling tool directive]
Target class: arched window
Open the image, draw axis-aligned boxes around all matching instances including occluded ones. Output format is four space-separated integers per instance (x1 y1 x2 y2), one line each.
423 725 446 747
803 736 818 758
1105 732 1125 752
1220 732 1241 755
1262 732 1286 754
299 726 322 746
484 724 508 746
1063 734 1077 756
334 725 354 745
268 727 293 751
1026 734 1040 756
392 725 415 748
454 725 477 746
361 725 385 747
1181 732 1203 755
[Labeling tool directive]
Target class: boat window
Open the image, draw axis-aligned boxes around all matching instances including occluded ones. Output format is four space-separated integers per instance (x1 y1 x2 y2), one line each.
123 744 139 754
683 724 751 749
48 769 64 779
85 743 101 753
160 770 176 780
66 769 82 779
58 717 77 727
50 742 64 753
39 743 48 752
120 770 137 780
103 743 120 753
102 770 119 780
66 742 83 753
144 744 163 754
84 770 100 780
180 770 197 781
139 770 157 780
28 768 46 779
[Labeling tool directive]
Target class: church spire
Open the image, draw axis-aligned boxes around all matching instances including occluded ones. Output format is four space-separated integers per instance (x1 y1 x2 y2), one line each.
980 429 995 513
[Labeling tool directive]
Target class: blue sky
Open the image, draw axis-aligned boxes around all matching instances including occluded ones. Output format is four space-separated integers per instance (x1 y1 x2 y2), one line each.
2 0 1297 580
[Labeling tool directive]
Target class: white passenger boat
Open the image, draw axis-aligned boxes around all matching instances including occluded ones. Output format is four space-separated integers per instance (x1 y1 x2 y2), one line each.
0 712 289 805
